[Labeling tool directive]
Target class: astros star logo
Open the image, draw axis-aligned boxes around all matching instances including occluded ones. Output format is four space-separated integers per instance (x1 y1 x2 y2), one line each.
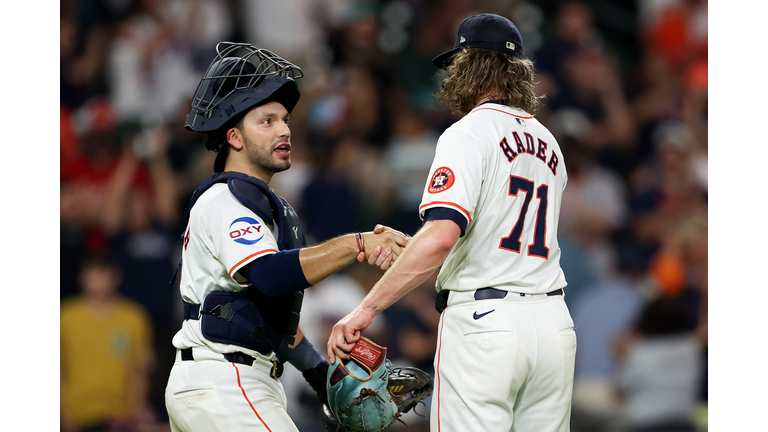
428 167 455 193
432 173 448 188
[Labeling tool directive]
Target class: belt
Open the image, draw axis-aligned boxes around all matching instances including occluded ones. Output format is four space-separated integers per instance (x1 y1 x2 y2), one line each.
435 287 563 313
474 287 563 300
180 348 284 379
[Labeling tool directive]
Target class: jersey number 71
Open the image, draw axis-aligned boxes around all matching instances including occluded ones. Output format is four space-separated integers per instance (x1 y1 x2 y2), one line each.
499 175 549 259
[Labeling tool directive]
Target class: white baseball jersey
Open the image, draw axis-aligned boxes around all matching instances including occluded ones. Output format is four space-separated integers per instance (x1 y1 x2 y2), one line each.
166 183 301 432
419 103 568 294
172 183 280 357
424 103 576 432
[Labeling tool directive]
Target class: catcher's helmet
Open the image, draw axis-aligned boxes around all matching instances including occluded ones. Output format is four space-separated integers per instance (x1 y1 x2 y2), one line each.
185 42 303 171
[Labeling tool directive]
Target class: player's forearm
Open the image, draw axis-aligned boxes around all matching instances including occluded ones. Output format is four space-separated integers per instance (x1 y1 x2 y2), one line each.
299 233 360 285
359 220 460 316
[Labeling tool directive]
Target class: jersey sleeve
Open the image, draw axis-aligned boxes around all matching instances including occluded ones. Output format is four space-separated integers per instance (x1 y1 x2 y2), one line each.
202 190 280 287
423 207 468 235
419 129 486 225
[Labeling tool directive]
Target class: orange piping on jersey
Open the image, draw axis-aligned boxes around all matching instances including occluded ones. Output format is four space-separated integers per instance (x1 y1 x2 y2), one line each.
229 249 278 277
474 107 533 119
232 363 273 431
420 202 472 223
436 311 446 432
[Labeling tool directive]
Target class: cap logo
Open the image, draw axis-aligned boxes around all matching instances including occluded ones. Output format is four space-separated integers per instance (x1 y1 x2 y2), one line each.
506 41 515 50
460 36 466 43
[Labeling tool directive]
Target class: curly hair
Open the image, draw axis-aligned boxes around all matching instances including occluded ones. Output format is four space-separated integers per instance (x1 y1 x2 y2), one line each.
436 48 542 116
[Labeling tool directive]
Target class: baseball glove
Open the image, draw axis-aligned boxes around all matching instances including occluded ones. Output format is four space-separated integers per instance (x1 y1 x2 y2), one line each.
388 366 433 415
326 336 434 432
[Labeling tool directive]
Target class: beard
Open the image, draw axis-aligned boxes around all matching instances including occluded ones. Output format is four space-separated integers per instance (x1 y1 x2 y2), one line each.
243 134 291 174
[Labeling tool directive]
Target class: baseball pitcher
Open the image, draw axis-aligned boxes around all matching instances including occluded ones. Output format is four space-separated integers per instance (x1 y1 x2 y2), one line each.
328 13 576 432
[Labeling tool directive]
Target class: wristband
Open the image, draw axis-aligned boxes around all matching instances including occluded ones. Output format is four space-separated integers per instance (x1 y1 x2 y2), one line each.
290 337 325 372
355 232 365 254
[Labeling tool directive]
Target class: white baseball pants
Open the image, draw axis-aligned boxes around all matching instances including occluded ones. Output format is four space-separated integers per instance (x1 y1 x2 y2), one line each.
165 347 298 432
430 290 577 432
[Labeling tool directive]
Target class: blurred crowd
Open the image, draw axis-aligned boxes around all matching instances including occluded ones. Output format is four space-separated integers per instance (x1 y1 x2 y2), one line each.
59 0 708 431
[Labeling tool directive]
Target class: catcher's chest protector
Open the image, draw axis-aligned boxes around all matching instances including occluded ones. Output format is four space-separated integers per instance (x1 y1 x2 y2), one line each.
183 171 307 251
176 171 306 361
327 337 400 431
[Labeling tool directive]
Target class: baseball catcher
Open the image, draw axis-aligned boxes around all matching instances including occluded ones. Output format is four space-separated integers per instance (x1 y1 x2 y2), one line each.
164 40 411 432
323 337 433 432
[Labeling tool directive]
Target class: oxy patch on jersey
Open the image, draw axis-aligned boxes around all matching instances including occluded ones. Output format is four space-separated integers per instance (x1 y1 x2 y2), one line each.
428 167 455 193
228 216 265 245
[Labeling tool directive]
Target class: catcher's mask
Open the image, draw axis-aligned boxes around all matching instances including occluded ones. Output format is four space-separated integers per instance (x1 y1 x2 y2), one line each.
184 42 303 172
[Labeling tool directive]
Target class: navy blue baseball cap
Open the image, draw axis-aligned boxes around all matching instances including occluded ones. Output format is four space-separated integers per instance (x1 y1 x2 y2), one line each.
432 13 525 69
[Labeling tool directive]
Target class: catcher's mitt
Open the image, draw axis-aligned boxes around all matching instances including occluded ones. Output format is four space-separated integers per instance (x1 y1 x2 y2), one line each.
326 336 433 432
388 366 433 415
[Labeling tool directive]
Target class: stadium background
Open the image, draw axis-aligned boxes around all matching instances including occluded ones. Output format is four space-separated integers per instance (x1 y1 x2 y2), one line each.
59 0 709 431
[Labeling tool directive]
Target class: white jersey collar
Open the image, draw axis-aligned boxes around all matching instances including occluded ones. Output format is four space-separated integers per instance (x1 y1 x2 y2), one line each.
470 102 533 119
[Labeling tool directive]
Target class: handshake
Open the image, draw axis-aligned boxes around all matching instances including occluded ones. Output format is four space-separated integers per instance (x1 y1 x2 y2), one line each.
354 224 411 271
